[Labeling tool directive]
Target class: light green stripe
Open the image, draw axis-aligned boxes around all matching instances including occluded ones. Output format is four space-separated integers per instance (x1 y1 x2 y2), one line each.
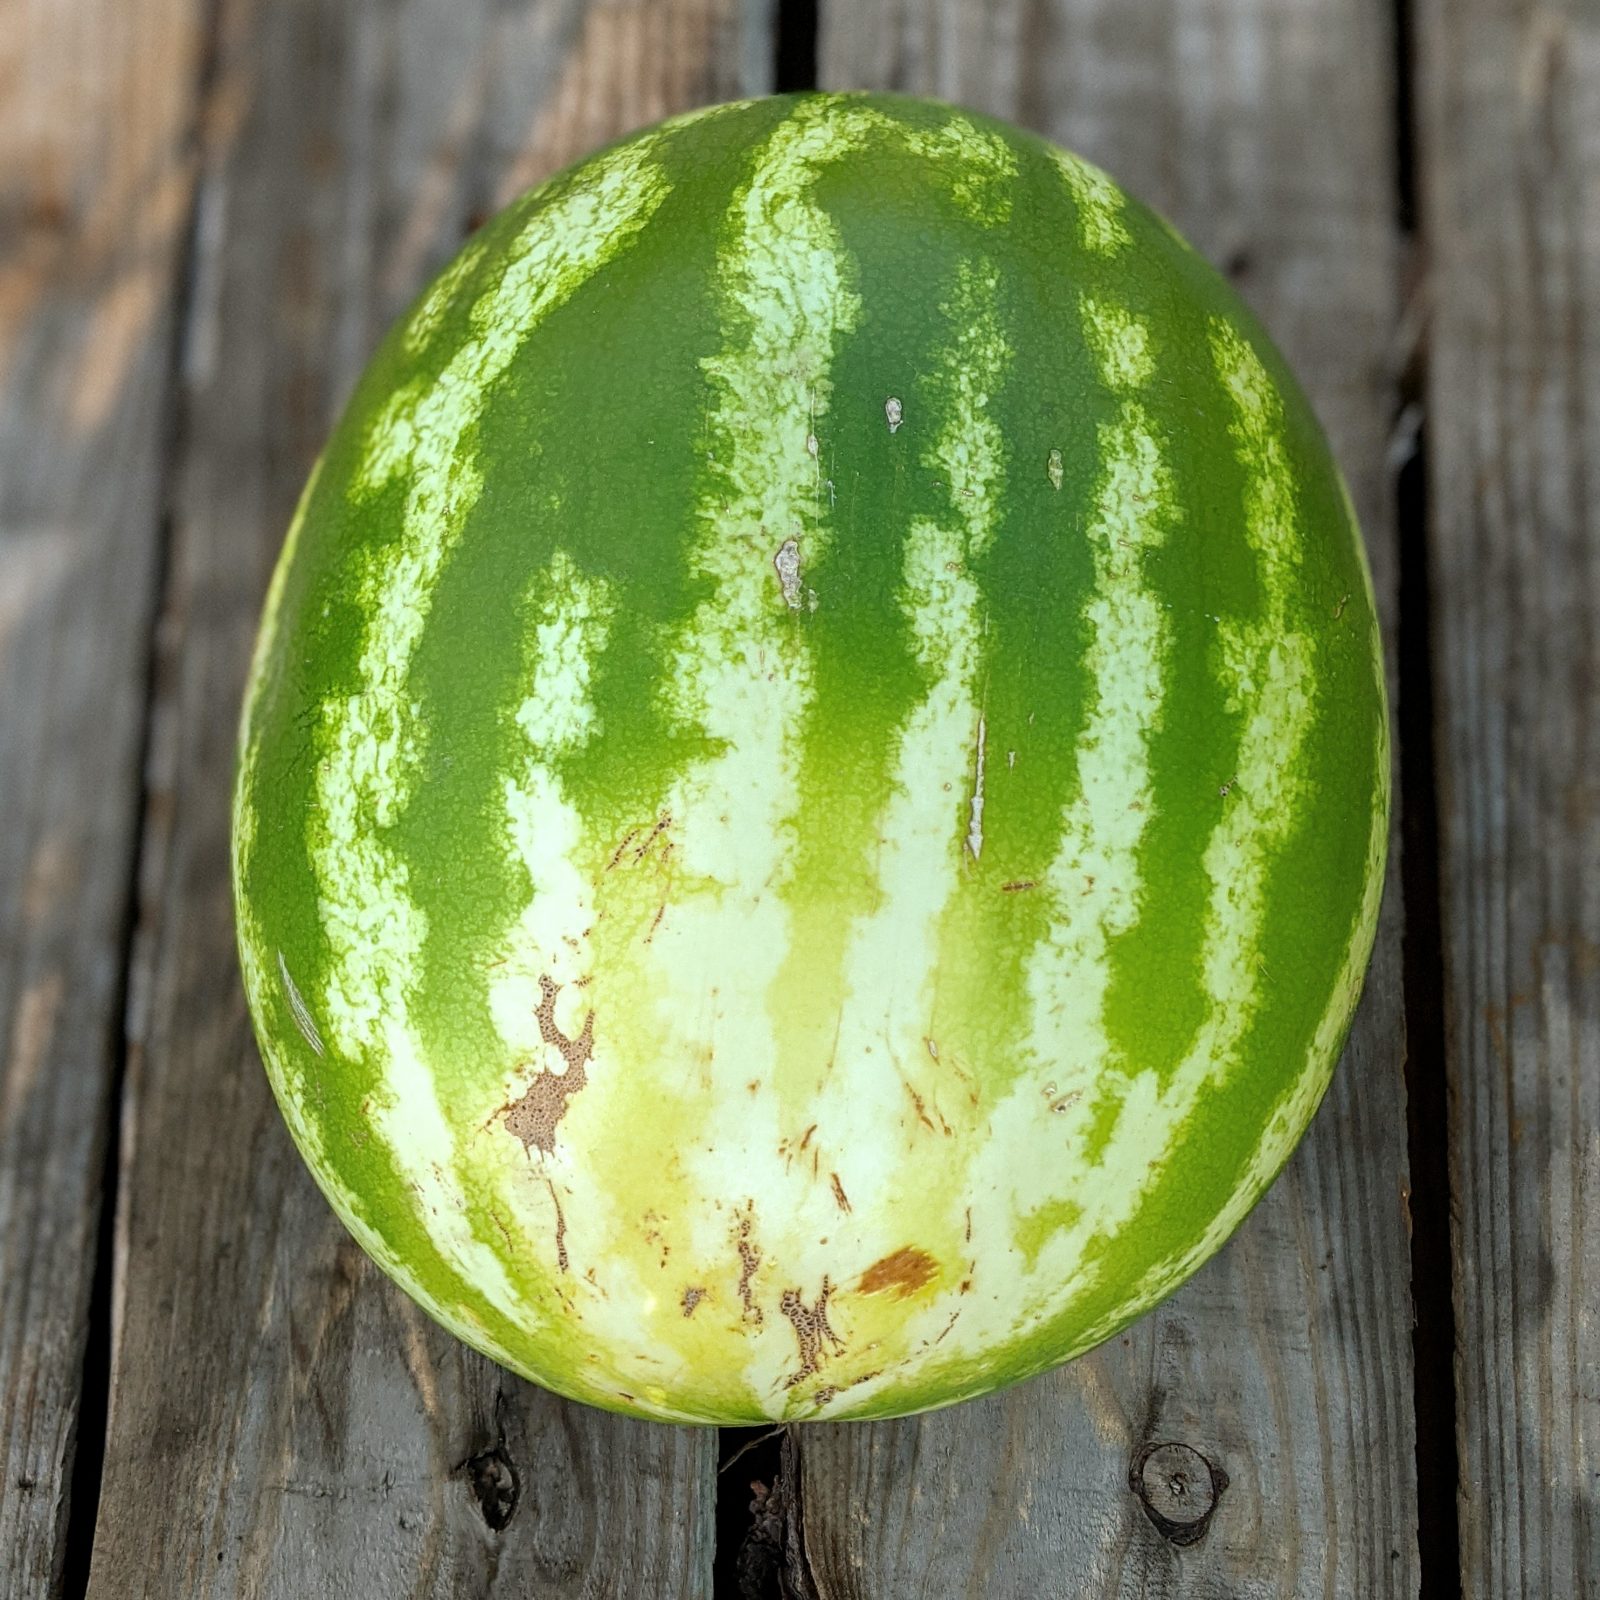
232 473 503 1362
977 297 1174 1284
942 310 1319 1372
897 114 1018 222
1052 149 1132 254
1050 317 1317 1309
576 100 880 1410
401 235 489 355
305 134 674 1333
233 454 324 911
814 258 1009 1225
489 550 614 1060
1101 712 1388 1343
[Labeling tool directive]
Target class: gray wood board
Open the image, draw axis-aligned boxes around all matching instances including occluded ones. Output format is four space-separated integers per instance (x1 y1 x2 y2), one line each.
81 1 765 1594
1417 0 1600 1589
0 3 206 1593
786 1 1419 1594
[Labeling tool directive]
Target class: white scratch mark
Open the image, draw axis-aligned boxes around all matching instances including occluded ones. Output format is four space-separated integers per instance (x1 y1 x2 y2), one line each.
1047 448 1064 490
885 396 904 434
774 538 803 610
966 712 987 860
277 951 325 1057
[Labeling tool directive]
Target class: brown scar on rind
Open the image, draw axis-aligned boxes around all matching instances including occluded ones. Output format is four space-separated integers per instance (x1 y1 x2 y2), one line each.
545 1178 569 1274
811 1368 881 1410
642 1210 670 1268
633 813 672 862
605 825 643 871
857 1246 938 1299
829 1171 851 1212
681 1286 705 1317
781 1278 842 1388
901 1079 937 1134
499 975 594 1156
734 1209 763 1326
1001 879 1037 893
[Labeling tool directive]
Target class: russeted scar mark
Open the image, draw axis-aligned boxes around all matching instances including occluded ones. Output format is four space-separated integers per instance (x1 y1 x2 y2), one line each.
500 975 595 1156
781 1277 841 1387
735 1207 763 1326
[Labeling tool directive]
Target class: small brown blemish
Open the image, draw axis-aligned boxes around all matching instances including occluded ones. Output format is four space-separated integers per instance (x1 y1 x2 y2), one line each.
902 1080 937 1133
829 1172 852 1213
499 976 594 1156
857 1246 938 1299
634 813 672 862
1001 879 1037 893
781 1278 842 1387
545 1178 569 1274
799 1123 818 1150
812 1367 883 1411
488 1208 516 1253
642 1210 670 1268
645 903 667 944
681 1286 705 1317
608 814 672 874
605 826 642 871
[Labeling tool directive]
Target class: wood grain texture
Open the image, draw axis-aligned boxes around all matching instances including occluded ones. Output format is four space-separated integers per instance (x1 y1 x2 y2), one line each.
1416 0 1600 1590
0 3 205 1593
81 2 765 1594
792 2 1419 1594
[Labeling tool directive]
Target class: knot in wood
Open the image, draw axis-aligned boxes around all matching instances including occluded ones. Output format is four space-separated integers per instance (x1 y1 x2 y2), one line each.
1129 1441 1227 1547
461 1443 519 1532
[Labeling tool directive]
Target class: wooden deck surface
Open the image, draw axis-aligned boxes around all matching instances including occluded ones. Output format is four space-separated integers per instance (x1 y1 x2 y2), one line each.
0 0 1593 1595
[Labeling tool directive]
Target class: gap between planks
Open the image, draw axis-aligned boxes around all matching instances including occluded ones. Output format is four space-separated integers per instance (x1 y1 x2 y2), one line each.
57 2 230 1595
1389 0 1466 1592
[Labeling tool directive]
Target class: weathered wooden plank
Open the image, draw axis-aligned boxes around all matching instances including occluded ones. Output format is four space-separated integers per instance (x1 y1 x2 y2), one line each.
1415 0 1600 1590
83 2 766 1594
787 2 1419 1593
0 3 206 1593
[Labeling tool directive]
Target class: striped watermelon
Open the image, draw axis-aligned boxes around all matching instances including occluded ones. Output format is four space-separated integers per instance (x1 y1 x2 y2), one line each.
233 92 1388 1423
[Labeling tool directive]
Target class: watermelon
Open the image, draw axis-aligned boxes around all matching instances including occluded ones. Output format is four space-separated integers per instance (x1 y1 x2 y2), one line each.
233 92 1388 1423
